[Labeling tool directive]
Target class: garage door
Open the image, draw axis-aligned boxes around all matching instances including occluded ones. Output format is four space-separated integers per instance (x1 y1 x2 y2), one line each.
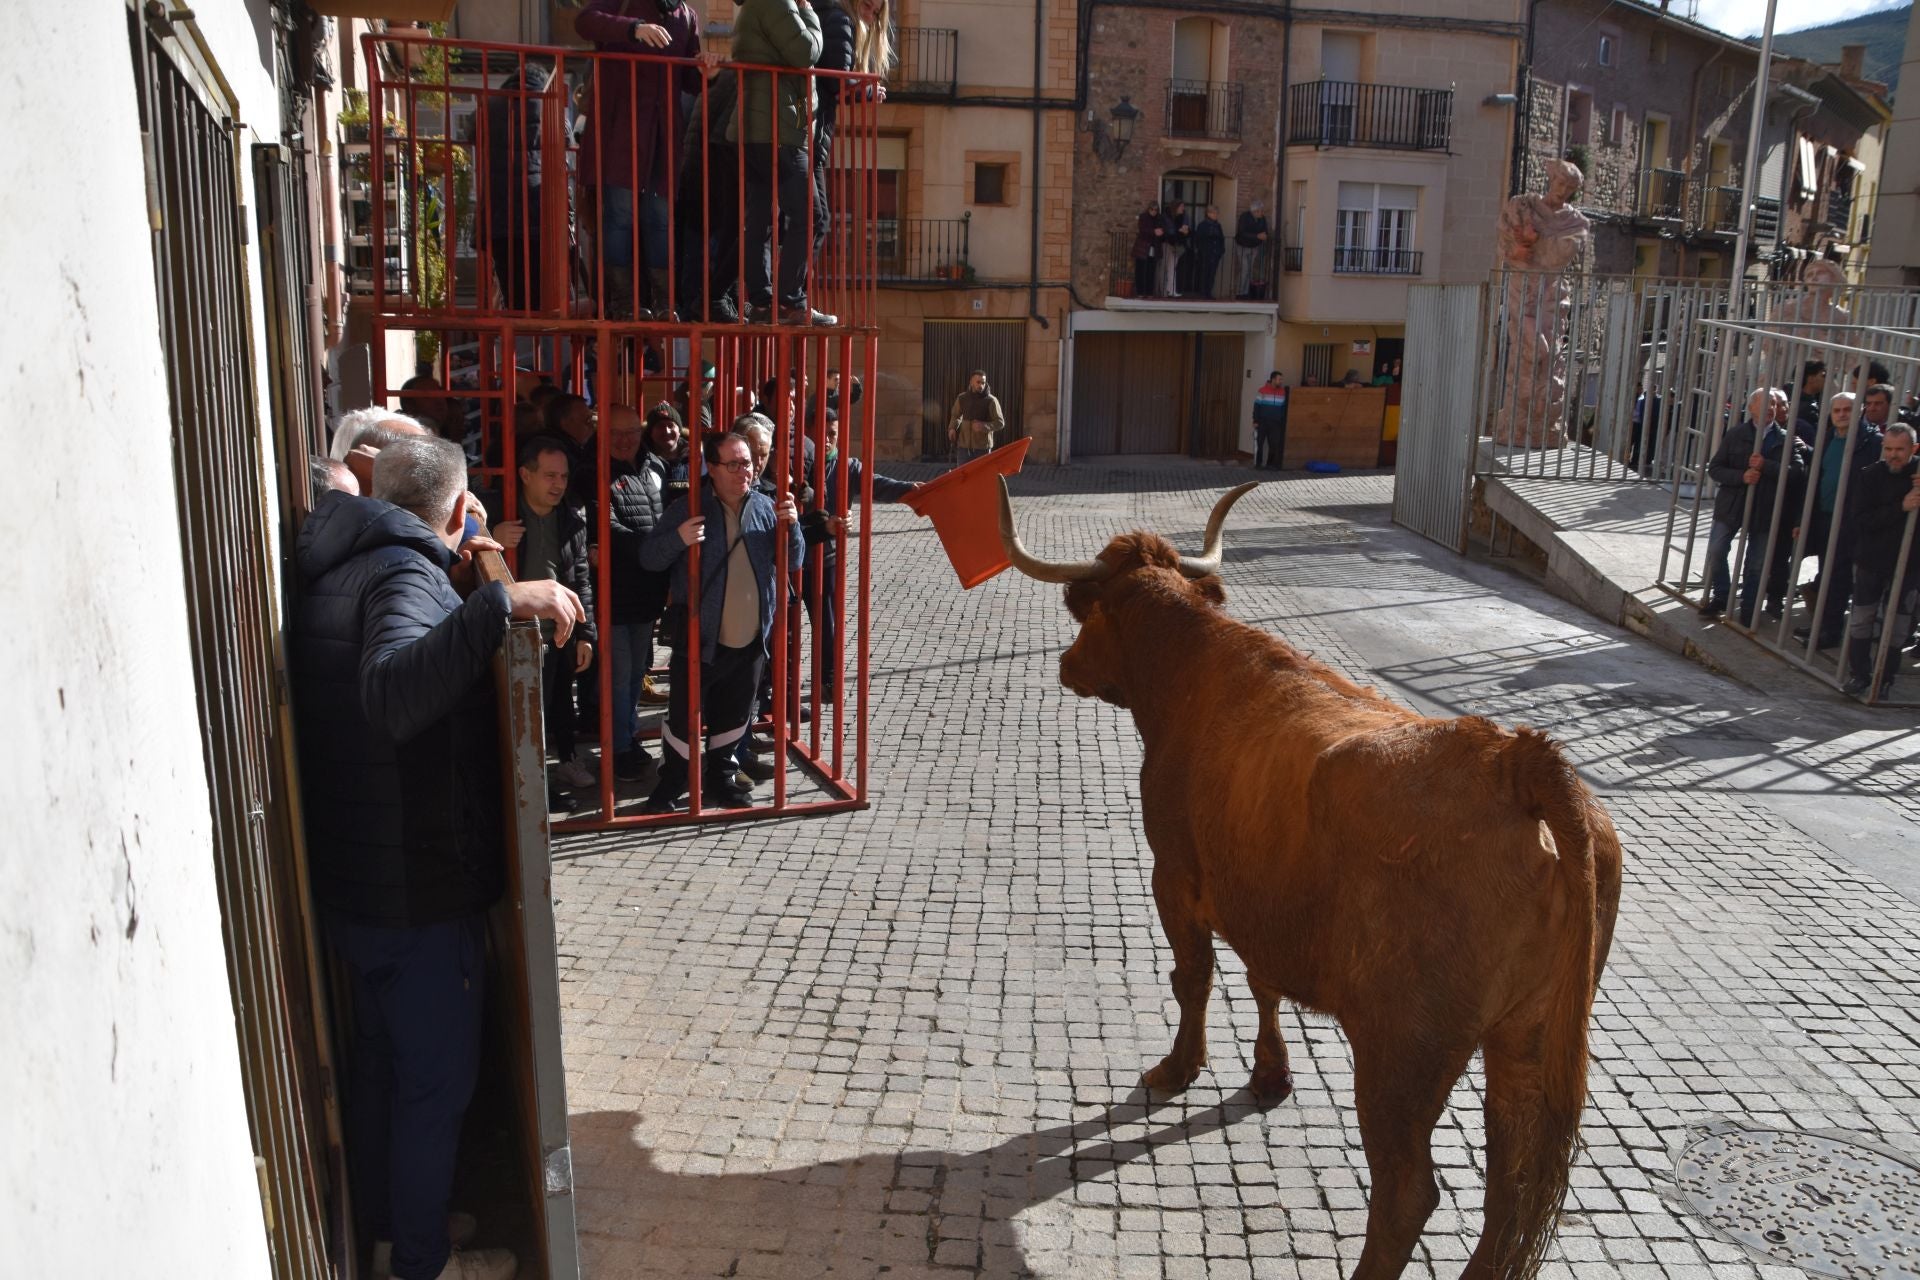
1072 332 1244 457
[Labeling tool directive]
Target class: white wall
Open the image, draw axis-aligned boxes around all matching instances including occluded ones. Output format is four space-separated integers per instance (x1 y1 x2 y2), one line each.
0 3 273 1271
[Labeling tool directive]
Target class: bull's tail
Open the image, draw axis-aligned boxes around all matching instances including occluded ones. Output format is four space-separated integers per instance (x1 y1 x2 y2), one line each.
1473 727 1605 1280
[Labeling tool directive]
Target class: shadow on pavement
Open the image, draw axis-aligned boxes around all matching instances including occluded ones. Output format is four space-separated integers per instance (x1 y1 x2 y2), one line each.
571 1088 1275 1278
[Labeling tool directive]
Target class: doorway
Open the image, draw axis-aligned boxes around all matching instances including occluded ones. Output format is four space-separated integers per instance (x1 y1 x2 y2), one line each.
921 319 1026 457
1071 331 1245 457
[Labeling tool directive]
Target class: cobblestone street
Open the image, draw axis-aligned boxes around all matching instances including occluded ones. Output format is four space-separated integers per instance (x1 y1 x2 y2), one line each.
551 462 1920 1279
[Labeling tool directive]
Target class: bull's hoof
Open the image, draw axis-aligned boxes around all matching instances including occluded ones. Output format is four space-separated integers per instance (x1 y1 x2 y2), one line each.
1248 1067 1294 1106
1142 1056 1204 1094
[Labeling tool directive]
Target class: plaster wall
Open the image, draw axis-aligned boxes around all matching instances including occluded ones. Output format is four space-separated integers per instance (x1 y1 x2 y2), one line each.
0 2 278 1270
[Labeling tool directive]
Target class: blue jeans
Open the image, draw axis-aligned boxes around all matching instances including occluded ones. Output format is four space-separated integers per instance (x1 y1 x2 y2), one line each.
609 620 656 754
600 186 671 270
1703 517 1737 605
333 912 486 1280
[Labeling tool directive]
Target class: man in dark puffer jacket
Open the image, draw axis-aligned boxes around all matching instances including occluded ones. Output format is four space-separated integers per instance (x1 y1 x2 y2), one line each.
291 437 583 1280
607 404 674 779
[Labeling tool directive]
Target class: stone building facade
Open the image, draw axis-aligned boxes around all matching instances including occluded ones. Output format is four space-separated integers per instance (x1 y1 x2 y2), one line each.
1522 0 1760 280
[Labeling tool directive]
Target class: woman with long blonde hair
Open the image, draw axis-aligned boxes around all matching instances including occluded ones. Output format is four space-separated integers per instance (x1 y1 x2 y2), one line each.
809 0 893 270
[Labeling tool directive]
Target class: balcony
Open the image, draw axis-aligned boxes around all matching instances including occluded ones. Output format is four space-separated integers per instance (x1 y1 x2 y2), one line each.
1637 168 1685 222
1753 197 1782 243
1106 229 1275 300
1701 184 1743 235
1286 81 1451 152
1331 246 1422 276
1165 79 1243 142
873 215 972 284
1283 245 1302 272
889 27 957 100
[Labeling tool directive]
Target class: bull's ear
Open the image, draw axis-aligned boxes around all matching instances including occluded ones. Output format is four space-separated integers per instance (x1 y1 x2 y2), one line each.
1192 576 1227 607
1064 580 1101 622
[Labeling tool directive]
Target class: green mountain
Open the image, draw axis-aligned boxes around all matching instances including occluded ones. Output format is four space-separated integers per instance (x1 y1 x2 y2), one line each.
1771 5 1910 99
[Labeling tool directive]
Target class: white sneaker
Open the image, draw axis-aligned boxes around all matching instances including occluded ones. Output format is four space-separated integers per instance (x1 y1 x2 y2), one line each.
552 758 596 790
370 1218 482 1279
435 1247 518 1280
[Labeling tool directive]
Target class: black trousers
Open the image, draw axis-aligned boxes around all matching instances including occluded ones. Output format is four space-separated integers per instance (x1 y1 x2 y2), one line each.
541 641 577 763
1254 419 1286 469
490 230 544 311
334 912 486 1280
1133 255 1156 297
1803 507 1855 641
743 143 812 311
659 640 764 785
676 142 740 320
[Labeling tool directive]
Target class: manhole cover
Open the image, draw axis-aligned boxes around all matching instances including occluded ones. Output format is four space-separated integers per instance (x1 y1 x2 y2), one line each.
1675 1122 1920 1278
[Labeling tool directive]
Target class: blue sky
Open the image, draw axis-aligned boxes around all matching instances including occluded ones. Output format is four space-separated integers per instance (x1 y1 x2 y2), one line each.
1695 0 1907 39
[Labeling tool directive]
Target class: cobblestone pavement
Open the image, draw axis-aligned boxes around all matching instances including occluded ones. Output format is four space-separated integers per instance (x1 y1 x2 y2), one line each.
552 461 1920 1279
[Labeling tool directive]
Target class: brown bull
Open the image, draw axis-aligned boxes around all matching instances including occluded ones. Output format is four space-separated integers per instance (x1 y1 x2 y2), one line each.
998 480 1623 1280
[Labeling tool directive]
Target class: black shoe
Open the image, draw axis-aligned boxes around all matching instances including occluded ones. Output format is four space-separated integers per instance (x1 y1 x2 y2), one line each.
1699 598 1725 619
747 304 776 325
547 787 579 815
708 295 741 324
641 765 685 813
701 772 755 809
1762 599 1785 621
614 749 652 782
738 751 776 782
749 730 776 753
1842 674 1872 698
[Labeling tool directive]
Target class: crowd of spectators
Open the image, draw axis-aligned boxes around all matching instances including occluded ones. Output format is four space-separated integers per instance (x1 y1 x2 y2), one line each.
1699 373 1920 701
1130 196 1271 301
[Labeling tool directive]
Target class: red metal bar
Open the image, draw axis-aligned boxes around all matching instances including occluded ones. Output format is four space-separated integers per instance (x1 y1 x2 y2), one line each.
769 331 791 812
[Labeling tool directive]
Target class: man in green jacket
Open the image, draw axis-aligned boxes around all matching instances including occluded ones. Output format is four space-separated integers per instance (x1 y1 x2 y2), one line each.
729 0 835 325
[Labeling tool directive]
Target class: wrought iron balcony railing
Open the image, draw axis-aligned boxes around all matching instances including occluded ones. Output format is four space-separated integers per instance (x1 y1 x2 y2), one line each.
889 27 957 100
1702 184 1744 234
1638 167 1686 222
872 215 971 283
1286 80 1451 152
1165 79 1243 141
1283 245 1303 272
1330 246 1422 276
1106 228 1275 299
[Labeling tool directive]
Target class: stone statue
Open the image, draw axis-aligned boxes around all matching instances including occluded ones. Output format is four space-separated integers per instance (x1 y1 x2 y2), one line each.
1762 260 1850 377
1491 160 1591 448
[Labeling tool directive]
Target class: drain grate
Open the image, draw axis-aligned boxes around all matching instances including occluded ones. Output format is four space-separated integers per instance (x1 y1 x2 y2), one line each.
1674 1122 1920 1278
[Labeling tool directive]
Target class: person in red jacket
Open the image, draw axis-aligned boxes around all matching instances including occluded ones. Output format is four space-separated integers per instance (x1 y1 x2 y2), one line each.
575 0 704 319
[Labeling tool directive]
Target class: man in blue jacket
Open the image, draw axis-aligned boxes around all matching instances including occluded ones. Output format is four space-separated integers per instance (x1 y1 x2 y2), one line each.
641 430 804 810
290 437 582 1280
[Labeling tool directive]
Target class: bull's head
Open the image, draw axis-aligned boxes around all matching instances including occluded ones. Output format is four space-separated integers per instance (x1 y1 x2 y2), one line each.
997 479 1258 707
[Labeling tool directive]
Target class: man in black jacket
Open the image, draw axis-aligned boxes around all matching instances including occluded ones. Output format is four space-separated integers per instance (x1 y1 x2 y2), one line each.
493 437 599 807
1700 387 1790 620
607 405 673 779
1234 200 1270 300
1843 423 1920 698
291 437 582 1280
1735 391 1812 627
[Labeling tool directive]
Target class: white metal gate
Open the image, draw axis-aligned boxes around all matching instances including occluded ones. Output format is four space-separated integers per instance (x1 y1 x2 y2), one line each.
1393 282 1486 550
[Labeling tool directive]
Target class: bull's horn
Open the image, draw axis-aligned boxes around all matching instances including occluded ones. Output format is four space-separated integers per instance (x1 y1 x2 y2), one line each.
996 477 1115 583
1176 483 1259 578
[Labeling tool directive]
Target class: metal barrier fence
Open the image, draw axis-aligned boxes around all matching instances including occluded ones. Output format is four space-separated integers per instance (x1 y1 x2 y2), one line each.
1654 317 1920 707
377 322 880 830
1478 270 1920 487
362 32 882 329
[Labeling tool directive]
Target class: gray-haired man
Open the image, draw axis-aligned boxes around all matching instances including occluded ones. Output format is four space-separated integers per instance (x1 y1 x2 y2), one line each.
290 437 582 1280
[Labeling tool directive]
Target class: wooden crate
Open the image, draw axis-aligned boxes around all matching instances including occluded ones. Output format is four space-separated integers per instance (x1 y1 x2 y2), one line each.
1284 387 1385 469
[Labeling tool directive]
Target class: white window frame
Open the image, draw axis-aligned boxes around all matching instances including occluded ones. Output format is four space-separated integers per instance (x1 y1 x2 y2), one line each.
1335 183 1418 273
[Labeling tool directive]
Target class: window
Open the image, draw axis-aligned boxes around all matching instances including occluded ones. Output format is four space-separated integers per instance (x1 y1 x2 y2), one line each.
1302 343 1334 387
1608 105 1627 146
1598 34 1615 67
1650 33 1668 64
1335 181 1419 273
1565 88 1593 146
973 163 1007 205
1162 170 1216 211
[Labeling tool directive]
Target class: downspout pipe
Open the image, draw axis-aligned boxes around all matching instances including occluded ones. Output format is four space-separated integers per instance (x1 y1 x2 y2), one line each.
1512 0 1545 196
1030 0 1050 328
1272 0 1291 295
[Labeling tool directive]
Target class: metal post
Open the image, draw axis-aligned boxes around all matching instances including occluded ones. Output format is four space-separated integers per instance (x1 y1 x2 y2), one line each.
1731 0 1779 283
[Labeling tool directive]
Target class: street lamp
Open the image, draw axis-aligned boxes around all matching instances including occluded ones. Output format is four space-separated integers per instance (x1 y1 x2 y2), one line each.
1083 95 1140 163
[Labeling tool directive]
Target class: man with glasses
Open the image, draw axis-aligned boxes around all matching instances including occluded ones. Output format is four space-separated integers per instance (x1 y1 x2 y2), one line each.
640 431 803 811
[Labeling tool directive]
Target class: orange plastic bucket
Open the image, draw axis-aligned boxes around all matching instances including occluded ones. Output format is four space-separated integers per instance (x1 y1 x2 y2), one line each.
901 438 1033 588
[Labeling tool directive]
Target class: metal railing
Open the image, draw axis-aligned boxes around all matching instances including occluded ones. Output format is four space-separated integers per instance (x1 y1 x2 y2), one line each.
1332 246 1422 276
890 27 957 99
1825 187 1855 233
1287 80 1452 151
1638 167 1686 221
362 32 884 327
1283 245 1303 272
1165 78 1243 141
1702 184 1743 234
871 215 971 283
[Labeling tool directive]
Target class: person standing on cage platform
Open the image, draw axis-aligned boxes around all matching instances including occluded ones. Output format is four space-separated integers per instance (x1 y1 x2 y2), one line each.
290 438 584 1280
575 0 704 320
640 432 805 812
731 0 837 326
